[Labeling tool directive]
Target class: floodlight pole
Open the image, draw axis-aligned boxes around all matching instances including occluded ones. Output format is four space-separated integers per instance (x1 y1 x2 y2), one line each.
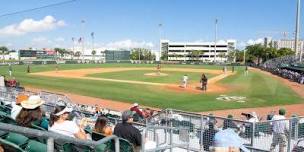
294 0 301 62
214 19 218 63
159 23 162 62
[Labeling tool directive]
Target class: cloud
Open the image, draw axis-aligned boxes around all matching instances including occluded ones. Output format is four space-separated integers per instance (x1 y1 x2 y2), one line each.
104 39 154 49
247 38 264 45
0 16 66 36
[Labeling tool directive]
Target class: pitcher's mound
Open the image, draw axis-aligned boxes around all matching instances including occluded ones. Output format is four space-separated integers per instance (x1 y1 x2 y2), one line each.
144 72 168 77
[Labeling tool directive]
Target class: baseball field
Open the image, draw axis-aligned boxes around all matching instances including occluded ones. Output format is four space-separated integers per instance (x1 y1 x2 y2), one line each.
1 63 303 112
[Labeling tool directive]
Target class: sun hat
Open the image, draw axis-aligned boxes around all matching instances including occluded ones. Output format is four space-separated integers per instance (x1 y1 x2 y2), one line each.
55 106 73 116
122 110 135 122
21 95 45 109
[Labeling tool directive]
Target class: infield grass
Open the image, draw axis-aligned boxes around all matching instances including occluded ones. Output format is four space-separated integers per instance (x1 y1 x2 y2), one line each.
0 63 302 112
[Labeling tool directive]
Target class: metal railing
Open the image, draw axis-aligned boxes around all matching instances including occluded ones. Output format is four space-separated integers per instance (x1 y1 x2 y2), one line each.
145 108 304 152
0 122 120 152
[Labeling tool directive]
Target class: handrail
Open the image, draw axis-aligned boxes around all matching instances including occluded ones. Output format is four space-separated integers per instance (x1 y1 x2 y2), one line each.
0 122 120 152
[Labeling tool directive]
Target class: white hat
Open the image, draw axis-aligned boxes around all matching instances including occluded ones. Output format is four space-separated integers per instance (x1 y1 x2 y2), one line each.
55 107 73 116
21 95 45 109
133 103 139 107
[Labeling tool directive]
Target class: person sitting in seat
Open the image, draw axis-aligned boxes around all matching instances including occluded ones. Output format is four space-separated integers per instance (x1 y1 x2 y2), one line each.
49 105 87 139
11 94 29 120
94 116 112 136
114 110 142 152
16 95 44 128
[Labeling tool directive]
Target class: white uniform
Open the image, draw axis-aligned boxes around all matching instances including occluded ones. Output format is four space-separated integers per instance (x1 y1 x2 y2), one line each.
182 75 188 88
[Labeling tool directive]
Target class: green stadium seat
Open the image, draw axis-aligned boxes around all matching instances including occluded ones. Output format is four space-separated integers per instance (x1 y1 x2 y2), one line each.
0 104 11 114
118 138 134 152
91 132 106 141
24 140 47 152
94 144 107 152
31 122 47 131
5 132 29 147
108 138 134 152
0 137 24 152
0 111 16 124
0 130 8 137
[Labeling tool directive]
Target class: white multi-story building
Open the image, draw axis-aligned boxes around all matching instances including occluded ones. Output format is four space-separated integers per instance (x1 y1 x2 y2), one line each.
161 40 236 62
273 39 304 51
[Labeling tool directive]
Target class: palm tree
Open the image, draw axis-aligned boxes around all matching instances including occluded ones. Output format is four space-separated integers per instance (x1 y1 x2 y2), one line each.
0 46 9 63
91 50 96 61
191 50 204 62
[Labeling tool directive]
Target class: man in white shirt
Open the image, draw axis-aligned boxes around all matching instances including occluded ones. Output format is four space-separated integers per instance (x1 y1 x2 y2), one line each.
182 74 188 88
270 108 289 152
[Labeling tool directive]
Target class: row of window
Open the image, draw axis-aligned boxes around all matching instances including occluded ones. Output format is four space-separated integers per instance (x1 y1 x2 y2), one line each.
169 45 228 48
168 50 227 53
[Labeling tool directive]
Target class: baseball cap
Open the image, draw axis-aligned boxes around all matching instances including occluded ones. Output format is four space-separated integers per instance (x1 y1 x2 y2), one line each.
122 110 135 122
279 108 286 115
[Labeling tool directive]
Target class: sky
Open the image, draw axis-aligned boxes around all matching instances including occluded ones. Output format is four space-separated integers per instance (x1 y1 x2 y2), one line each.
0 0 302 52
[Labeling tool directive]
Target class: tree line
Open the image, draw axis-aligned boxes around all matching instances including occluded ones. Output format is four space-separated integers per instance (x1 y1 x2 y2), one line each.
228 44 295 64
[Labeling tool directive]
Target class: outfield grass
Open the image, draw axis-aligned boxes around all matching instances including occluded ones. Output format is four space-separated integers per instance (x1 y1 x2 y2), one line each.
88 70 216 84
1 63 303 112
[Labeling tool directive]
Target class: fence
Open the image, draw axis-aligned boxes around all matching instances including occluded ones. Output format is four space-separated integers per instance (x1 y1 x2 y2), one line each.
142 125 190 152
145 109 304 152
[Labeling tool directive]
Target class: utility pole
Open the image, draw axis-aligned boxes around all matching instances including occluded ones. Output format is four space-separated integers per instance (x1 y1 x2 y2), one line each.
294 0 301 61
81 20 85 61
214 19 218 63
159 23 162 62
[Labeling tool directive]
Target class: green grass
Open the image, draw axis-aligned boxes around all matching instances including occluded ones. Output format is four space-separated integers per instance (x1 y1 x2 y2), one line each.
1 63 303 112
88 70 216 84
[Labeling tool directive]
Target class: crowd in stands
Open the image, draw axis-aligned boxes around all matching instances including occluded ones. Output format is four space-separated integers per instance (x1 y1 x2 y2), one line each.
1 89 304 152
261 55 304 84
0 92 158 152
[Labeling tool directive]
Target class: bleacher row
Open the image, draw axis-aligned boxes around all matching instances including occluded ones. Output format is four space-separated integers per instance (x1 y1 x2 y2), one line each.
262 55 304 84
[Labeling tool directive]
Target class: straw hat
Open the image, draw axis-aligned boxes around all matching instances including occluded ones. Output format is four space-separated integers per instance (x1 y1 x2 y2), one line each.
21 95 45 109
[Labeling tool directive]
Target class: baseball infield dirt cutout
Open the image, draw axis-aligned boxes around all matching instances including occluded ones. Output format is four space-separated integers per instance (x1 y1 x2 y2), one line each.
31 67 235 94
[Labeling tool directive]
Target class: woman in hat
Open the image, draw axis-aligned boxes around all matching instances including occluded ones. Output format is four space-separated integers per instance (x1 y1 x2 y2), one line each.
16 95 44 128
49 105 87 139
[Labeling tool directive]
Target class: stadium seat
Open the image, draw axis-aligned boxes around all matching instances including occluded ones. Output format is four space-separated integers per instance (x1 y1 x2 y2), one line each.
108 138 134 152
5 132 29 147
91 132 106 141
24 140 47 152
0 104 11 114
0 111 16 124
0 137 24 152
31 122 47 131
0 130 8 137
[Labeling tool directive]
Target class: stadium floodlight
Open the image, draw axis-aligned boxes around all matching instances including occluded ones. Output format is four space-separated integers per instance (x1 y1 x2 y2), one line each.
214 19 218 63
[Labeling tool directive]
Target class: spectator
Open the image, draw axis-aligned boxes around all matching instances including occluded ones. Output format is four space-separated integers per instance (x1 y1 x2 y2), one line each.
11 94 29 120
203 122 218 151
242 112 259 123
94 116 112 136
130 103 144 119
15 95 44 128
114 110 142 152
270 108 289 152
49 105 87 139
223 114 237 130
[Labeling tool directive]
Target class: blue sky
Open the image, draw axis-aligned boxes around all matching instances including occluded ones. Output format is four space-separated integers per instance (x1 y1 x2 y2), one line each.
0 0 302 50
